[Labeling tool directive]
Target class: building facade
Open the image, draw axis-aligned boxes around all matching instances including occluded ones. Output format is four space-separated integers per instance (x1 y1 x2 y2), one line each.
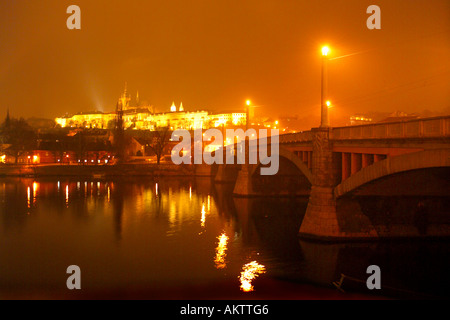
56 88 247 131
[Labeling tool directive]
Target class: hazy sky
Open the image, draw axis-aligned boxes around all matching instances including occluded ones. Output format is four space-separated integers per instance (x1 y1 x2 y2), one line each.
0 0 449 126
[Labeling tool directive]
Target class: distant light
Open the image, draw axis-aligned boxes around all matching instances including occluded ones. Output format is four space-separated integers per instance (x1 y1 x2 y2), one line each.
246 100 251 106
322 46 330 56
275 120 279 125
326 100 332 108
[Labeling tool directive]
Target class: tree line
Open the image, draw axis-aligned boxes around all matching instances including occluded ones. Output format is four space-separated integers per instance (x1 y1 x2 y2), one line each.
0 115 172 165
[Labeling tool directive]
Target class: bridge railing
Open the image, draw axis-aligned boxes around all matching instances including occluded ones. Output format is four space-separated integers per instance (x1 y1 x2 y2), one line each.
331 115 450 140
278 131 313 143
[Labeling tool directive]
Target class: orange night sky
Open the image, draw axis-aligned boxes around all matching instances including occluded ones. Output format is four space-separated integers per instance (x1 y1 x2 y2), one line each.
0 0 449 129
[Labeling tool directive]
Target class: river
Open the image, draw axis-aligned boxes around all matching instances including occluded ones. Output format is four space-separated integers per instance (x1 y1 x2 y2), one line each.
0 177 449 299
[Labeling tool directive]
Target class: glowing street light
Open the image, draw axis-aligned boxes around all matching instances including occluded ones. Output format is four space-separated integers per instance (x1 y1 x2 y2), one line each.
320 45 330 128
245 100 251 130
326 100 332 108
322 46 330 56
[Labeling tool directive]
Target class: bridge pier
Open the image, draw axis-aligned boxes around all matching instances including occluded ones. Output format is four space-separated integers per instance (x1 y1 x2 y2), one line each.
300 186 342 238
215 164 240 183
232 164 256 196
299 128 378 240
300 128 340 238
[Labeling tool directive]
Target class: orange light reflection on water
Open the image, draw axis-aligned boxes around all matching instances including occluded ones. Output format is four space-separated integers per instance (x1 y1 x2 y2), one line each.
65 185 69 207
200 203 206 228
27 186 31 210
32 182 39 206
214 232 229 269
239 261 266 292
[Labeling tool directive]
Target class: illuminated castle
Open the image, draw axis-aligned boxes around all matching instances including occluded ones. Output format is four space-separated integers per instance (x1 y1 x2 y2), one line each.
56 86 247 131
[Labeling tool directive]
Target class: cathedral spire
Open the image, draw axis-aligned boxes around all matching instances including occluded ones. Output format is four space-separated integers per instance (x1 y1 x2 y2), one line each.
119 82 131 110
5 107 10 127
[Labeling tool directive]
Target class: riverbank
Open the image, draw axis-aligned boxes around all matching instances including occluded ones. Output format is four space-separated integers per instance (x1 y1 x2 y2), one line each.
0 163 196 178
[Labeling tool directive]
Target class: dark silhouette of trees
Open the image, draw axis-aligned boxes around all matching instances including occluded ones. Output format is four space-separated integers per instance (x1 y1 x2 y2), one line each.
74 131 87 164
148 127 171 165
0 117 37 164
113 103 127 163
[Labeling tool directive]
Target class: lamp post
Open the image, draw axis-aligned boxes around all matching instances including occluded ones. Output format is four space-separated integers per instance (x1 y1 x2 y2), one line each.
245 100 251 131
320 46 330 128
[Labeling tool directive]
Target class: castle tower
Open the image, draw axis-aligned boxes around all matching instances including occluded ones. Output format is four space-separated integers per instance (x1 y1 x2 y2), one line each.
5 107 10 127
170 101 177 112
119 83 131 110
179 102 184 112
136 91 140 107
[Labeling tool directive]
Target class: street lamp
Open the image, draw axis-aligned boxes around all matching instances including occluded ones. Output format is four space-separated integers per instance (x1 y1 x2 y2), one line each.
320 46 330 128
245 100 251 131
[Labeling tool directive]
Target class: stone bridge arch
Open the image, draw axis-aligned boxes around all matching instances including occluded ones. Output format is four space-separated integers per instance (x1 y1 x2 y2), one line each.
334 149 450 198
250 146 313 184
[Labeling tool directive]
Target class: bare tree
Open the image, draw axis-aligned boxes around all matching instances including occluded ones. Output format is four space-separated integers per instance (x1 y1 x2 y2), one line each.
148 127 171 165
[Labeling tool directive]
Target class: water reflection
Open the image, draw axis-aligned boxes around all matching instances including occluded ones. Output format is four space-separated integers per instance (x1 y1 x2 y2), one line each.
239 261 266 292
200 203 206 229
0 177 449 298
112 181 124 241
65 185 69 207
32 182 38 206
214 232 229 269
27 186 31 210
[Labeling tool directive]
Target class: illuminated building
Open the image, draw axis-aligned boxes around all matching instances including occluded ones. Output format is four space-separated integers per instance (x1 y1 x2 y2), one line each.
56 86 247 131
349 115 373 125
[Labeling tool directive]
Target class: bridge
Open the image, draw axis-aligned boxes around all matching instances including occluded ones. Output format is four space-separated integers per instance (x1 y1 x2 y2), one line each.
201 115 450 240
